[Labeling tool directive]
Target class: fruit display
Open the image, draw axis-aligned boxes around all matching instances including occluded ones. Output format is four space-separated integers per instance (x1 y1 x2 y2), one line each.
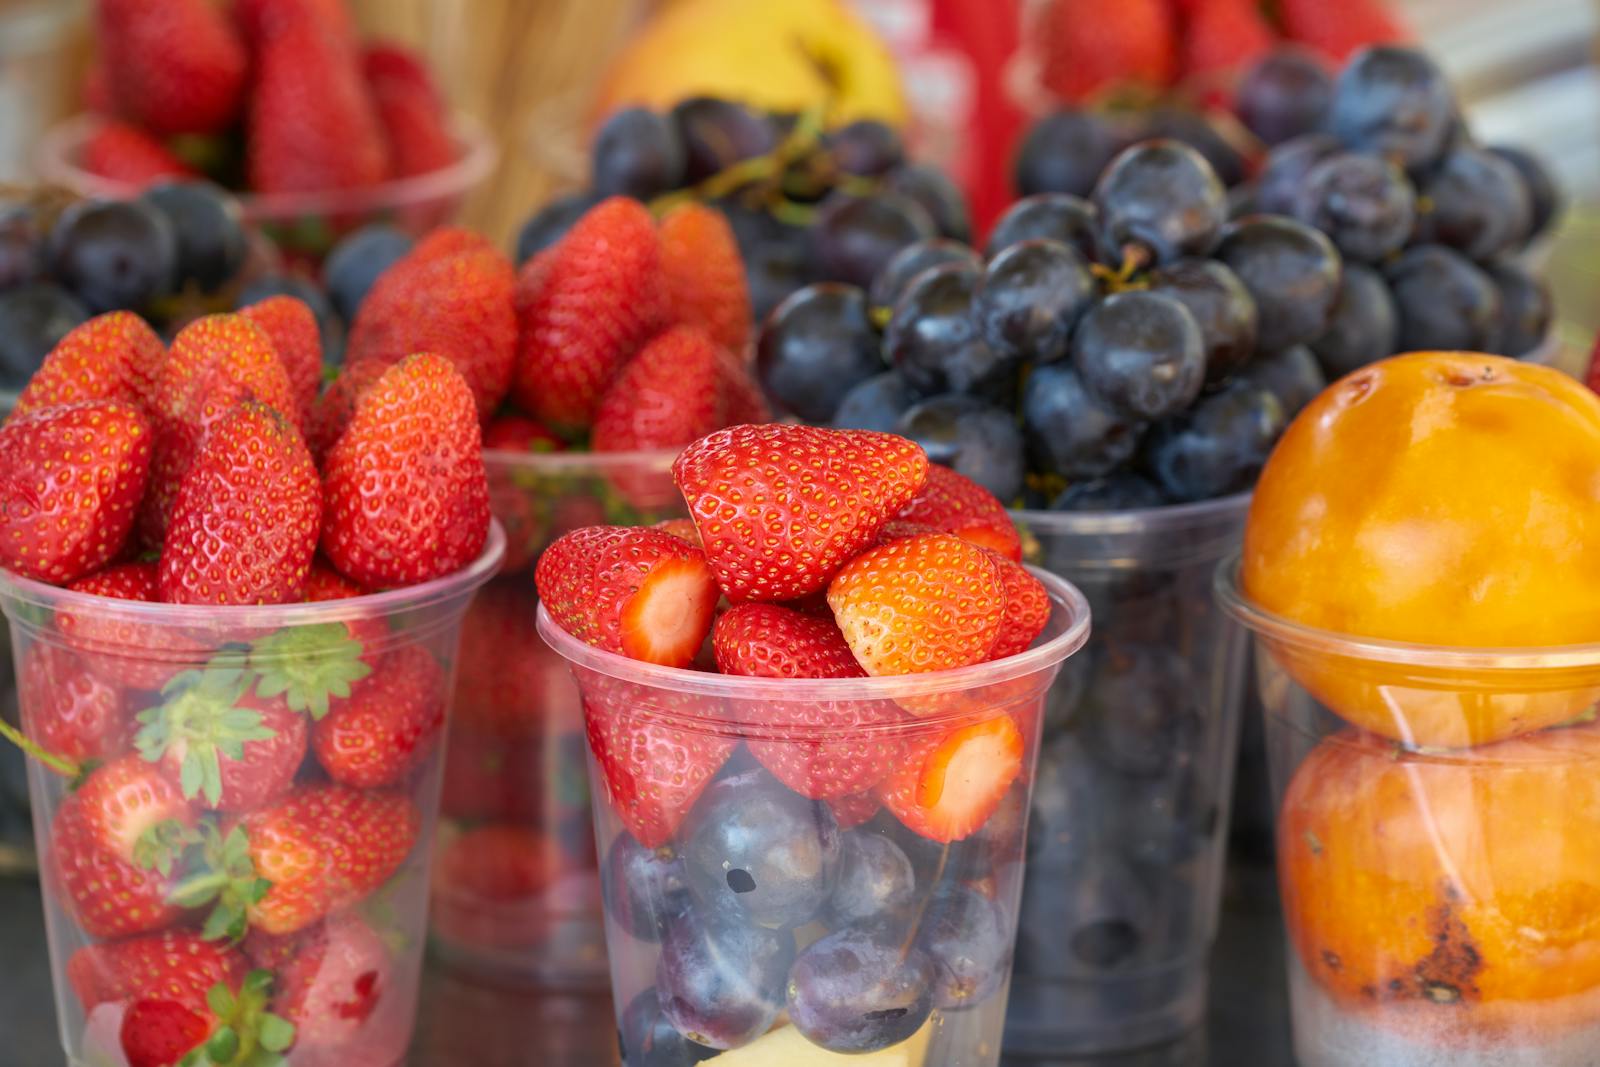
0 299 504 1065
1224 352 1600 1065
534 423 1091 1065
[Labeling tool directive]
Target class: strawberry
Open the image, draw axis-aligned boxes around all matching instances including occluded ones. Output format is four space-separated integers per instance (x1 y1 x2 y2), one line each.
535 526 719 668
1280 0 1409 62
592 325 727 453
483 413 565 453
714 346 772 425
11 311 166 420
673 423 930 602
235 0 359 53
1587 332 1600 396
97 0 247 135
302 558 368 601
513 197 665 428
654 517 702 548
436 825 560 901
986 553 1052 660
58 561 197 690
1181 0 1277 93
827 790 881 830
0 399 152 584
320 353 491 588
244 915 389 1056
512 244 556 317
307 357 387 464
659 202 752 355
365 43 458 179
80 121 196 187
160 401 321 606
241 295 324 424
72 755 195 862
360 41 441 103
440 728 544 821
1035 0 1177 103
896 463 1023 561
346 228 518 420
875 715 1025 842
713 602 866 680
247 10 388 195
453 583 567 740
311 644 444 787
19 644 130 764
827 532 1006 677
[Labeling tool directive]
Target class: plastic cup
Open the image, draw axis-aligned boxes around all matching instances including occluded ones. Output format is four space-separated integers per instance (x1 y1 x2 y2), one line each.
0 1 82 183
1217 555 1600 1067
539 568 1089 1067
429 447 683 989
0 524 502 1067
1002 494 1252 1056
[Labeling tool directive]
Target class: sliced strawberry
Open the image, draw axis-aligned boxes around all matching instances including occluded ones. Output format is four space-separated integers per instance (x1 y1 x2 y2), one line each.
311 644 445 788
896 463 1023 561
986 553 1051 660
876 715 1024 843
244 914 390 1056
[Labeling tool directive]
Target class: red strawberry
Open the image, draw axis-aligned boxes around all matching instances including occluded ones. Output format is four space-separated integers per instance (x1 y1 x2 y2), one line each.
248 10 388 194
11 311 167 420
302 558 368 601
513 197 665 428
483 413 565 453
19 644 130 764
80 121 196 187
714 346 771 425
828 790 881 830
986 553 1051 660
453 583 568 740
58 562 197 690
1035 0 1177 103
440 728 544 821
307 357 387 464
659 202 752 354
235 0 359 53
97 0 247 135
245 914 390 1057
713 602 866 679
365 43 458 179
896 463 1023 561
512 244 556 317
71 755 195 861
68 932 245 1056
242 295 324 424
535 526 719 668
827 532 1006 677
0 399 151 584
360 41 441 103
160 401 321 606
654 517 702 548
320 353 491 588
1280 0 1409 62
875 715 1025 842
592 325 727 452
347 228 518 420
1181 0 1277 93
312 644 444 787
436 825 560 901
1587 332 1600 395
673 423 930 602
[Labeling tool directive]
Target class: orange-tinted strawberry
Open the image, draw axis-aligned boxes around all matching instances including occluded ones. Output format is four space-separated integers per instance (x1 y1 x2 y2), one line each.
159 401 321 605
320 353 491 588
242 295 323 423
347 228 517 420
986 552 1051 660
876 715 1024 842
0 399 151 584
673 424 930 602
827 532 1006 676
1280 0 1409 62
10 311 167 421
364 42 457 179
1035 0 1177 102
135 677 307 812
19 644 130 764
513 197 664 428
896 463 1022 561
592 325 727 453
482 413 566 453
535 525 719 668
98 0 247 135
659 202 752 354
307 357 387 464
80 120 197 187
312 644 445 788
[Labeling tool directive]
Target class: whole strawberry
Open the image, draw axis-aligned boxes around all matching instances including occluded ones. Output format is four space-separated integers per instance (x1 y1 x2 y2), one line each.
11 311 166 422
320 353 491 587
1181 0 1277 94
895 463 1023 561
19 644 130 764
347 228 517 420
673 423 930 602
985 552 1052 660
160 401 321 606
307 357 388 464
311 644 445 787
1035 0 1177 103
591 325 727 453
97 0 247 135
80 121 197 187
365 42 458 179
0 399 151 584
659 202 753 354
58 561 199 690
242 295 324 425
1281 0 1409 62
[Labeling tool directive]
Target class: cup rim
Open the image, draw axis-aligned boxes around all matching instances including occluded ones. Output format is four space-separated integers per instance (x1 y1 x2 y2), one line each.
537 565 1092 701
1011 489 1251 535
0 521 507 628
1215 550 1600 670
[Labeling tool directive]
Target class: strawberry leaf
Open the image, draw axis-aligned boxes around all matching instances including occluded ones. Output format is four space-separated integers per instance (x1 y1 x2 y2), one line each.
257 1014 295 1053
137 668 274 806
205 1025 240 1063
132 818 201 877
250 623 373 720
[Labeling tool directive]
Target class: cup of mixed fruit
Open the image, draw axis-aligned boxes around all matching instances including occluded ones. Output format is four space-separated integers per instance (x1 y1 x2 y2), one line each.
1220 351 1600 1066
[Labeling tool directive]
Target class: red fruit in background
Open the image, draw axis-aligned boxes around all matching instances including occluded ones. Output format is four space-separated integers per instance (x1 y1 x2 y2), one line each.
160 401 321 606
19 644 129 764
246 914 390 1056
81 121 196 187
242 295 324 424
312 644 445 787
1180 0 1277 95
347 228 517 420
11 311 167 421
365 42 458 179
1587 332 1600 395
986 552 1051 660
535 526 719 668
1034 0 1177 103
0 400 151 584
714 346 771 425
235 0 359 53
320 353 491 588
654 518 702 548
896 463 1022 561
482 413 565 453
592 325 727 453
659 202 753 355
307 357 387 464
441 728 544 822
876 715 1024 843
1279 0 1409 62
437 825 561 901
453 583 569 740
58 561 196 690
68 932 244 1053
673 423 930 602
97 0 247 135
513 197 665 429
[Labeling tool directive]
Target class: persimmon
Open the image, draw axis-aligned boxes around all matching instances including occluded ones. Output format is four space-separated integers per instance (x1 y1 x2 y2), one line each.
1243 352 1600 747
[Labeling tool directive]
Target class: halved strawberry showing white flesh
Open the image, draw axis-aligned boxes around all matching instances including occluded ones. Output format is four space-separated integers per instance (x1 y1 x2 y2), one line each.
876 716 1024 843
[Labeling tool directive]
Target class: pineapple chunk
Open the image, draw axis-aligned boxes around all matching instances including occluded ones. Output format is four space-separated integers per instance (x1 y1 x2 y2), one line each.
705 1020 933 1065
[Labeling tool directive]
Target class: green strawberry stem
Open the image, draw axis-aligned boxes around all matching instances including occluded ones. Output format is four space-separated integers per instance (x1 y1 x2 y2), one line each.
250 623 372 721
178 970 295 1067
0 716 80 780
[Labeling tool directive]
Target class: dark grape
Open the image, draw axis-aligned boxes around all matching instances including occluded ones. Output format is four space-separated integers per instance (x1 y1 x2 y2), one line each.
975 239 1093 366
1293 152 1416 263
1071 291 1205 420
1310 264 1398 378
885 163 972 242
619 988 716 1066
1328 46 1456 172
1081 643 1202 778
0 283 89 390
787 926 935 1053
1486 260 1552 357
237 273 341 360
1022 363 1145 481
868 238 981 310
1138 108 1249 187
895 395 1025 502
48 199 177 313
591 107 686 200
1237 345 1325 419
514 191 598 265
322 224 413 322
1385 244 1500 351
744 233 813 323
1413 146 1532 261
601 833 688 943
832 371 917 432
1026 735 1098 864
1014 109 1122 199
1236 46 1335 146
886 261 1009 398
756 283 883 423
1091 140 1226 266
1254 133 1342 216
669 97 779 183
1487 144 1563 242
1140 380 1288 503
1051 474 1165 512
809 192 937 290
1213 216 1342 352
1148 258 1259 385
656 904 794 1050
0 204 45 291
983 193 1099 262
915 884 1012 1010
824 120 905 177
1015 853 1152 976
141 180 247 293
824 832 915 927
1227 182 1258 221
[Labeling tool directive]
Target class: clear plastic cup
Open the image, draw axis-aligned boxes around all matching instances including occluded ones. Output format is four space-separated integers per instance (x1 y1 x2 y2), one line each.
429 448 683 989
1217 555 1600 1067
539 569 1090 1067
0 524 502 1067
1002 494 1252 1056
